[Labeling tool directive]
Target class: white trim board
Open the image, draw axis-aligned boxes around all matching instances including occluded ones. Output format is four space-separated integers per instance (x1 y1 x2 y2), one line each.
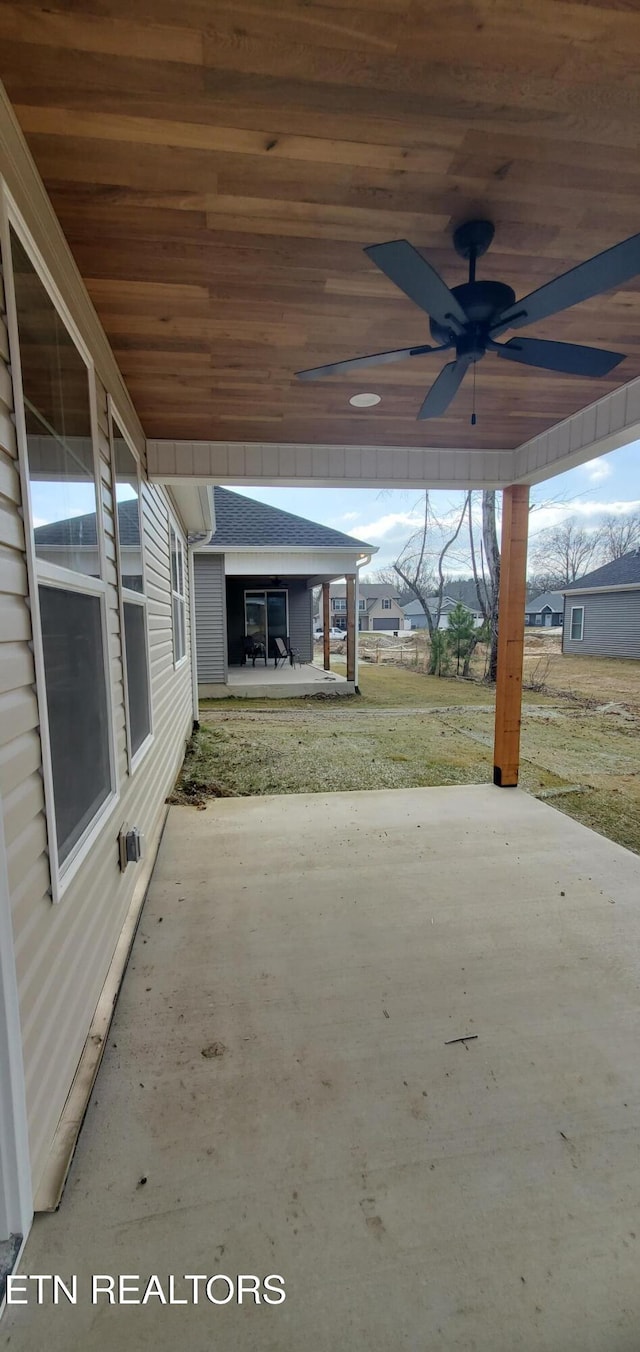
562 582 640 597
147 440 514 490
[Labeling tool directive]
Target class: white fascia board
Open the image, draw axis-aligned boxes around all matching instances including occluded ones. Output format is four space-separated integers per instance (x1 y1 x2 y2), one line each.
147 440 515 489
221 547 372 576
513 375 640 486
562 582 640 596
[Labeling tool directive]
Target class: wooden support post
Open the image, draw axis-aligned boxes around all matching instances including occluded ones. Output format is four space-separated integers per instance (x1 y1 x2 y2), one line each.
346 574 356 683
322 582 331 671
493 484 529 787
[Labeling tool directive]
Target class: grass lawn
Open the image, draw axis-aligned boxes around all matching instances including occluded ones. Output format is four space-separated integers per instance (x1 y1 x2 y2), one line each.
181 648 640 855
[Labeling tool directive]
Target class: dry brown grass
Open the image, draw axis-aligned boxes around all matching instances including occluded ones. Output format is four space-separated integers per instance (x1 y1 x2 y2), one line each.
186 639 640 854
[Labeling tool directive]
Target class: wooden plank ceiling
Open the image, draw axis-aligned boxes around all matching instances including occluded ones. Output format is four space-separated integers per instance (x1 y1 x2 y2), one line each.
1 0 640 451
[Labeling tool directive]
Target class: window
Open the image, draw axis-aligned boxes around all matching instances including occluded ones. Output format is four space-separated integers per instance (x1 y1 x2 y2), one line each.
570 605 584 641
171 524 187 663
333 598 346 611
358 598 366 610
8 223 115 893
244 589 288 660
111 411 151 763
381 598 392 610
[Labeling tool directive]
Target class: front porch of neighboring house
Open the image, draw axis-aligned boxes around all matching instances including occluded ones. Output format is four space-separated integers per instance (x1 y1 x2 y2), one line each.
197 574 358 698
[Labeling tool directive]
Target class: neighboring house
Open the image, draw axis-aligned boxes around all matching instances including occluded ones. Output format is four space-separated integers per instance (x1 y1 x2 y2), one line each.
563 552 640 659
194 489 374 693
525 591 565 627
319 582 405 633
403 596 484 630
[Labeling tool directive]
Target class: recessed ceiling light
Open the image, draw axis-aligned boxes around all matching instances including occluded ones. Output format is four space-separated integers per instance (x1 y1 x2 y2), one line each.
349 392 381 408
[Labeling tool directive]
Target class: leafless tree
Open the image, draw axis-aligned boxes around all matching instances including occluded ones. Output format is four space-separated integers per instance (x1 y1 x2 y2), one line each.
599 512 640 562
393 492 469 674
530 518 603 587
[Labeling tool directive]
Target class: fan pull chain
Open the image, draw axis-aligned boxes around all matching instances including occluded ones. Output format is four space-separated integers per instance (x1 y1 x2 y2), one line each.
471 359 477 426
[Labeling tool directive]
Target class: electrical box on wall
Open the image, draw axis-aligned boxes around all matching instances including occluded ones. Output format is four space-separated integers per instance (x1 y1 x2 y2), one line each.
118 823 143 872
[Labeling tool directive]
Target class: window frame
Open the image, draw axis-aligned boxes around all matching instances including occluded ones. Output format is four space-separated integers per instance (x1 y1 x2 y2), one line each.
570 604 584 642
381 597 392 610
1 190 119 902
108 397 153 773
169 516 188 668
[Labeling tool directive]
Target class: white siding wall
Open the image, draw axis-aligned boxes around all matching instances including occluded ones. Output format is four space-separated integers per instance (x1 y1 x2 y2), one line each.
0 268 193 1197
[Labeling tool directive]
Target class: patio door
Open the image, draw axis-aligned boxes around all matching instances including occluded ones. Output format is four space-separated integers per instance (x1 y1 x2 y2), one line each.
244 590 288 659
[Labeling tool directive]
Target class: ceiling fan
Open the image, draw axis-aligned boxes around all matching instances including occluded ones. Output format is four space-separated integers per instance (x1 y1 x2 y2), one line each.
295 219 640 420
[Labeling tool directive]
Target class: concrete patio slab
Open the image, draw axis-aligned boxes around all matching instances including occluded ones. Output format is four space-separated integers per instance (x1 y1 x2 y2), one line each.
201 661 354 698
4 785 640 1351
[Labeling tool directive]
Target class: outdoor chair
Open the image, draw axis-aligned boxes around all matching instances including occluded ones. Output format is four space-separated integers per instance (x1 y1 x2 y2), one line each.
242 635 267 667
274 636 298 669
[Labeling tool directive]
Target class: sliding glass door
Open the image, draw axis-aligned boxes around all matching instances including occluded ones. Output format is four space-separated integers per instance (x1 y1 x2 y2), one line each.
245 590 288 659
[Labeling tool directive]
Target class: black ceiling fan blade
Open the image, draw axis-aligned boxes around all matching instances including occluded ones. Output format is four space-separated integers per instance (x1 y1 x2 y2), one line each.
492 230 640 334
493 336 626 377
365 240 467 332
417 356 472 420
295 342 446 381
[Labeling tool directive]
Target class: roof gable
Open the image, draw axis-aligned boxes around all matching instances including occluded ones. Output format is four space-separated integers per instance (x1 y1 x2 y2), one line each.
207 487 373 551
526 591 565 611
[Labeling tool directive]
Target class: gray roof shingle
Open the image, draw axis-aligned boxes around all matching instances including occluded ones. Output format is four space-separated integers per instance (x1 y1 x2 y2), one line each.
34 497 140 547
564 552 640 591
208 487 373 551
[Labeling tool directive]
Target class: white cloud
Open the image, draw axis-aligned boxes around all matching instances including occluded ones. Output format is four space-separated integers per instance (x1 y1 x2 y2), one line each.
584 457 613 484
340 511 360 522
348 510 421 542
529 497 640 536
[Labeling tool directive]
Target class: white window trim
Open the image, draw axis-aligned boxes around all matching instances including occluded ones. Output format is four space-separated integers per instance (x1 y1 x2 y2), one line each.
108 397 153 774
0 189 119 902
381 598 393 610
169 516 188 668
570 604 585 641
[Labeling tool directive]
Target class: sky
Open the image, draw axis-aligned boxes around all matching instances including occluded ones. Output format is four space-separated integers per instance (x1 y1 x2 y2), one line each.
227 438 640 579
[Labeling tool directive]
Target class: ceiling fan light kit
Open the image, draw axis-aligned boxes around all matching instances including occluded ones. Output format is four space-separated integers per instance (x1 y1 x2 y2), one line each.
295 218 637 420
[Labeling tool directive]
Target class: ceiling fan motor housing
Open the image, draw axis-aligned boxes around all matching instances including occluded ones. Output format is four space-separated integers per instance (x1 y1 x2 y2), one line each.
429 280 517 351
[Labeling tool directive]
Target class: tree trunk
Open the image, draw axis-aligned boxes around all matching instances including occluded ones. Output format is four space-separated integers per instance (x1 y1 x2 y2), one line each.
482 490 501 683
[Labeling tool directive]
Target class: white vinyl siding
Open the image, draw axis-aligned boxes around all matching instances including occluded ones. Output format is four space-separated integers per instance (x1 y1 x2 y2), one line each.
0 238 193 1202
